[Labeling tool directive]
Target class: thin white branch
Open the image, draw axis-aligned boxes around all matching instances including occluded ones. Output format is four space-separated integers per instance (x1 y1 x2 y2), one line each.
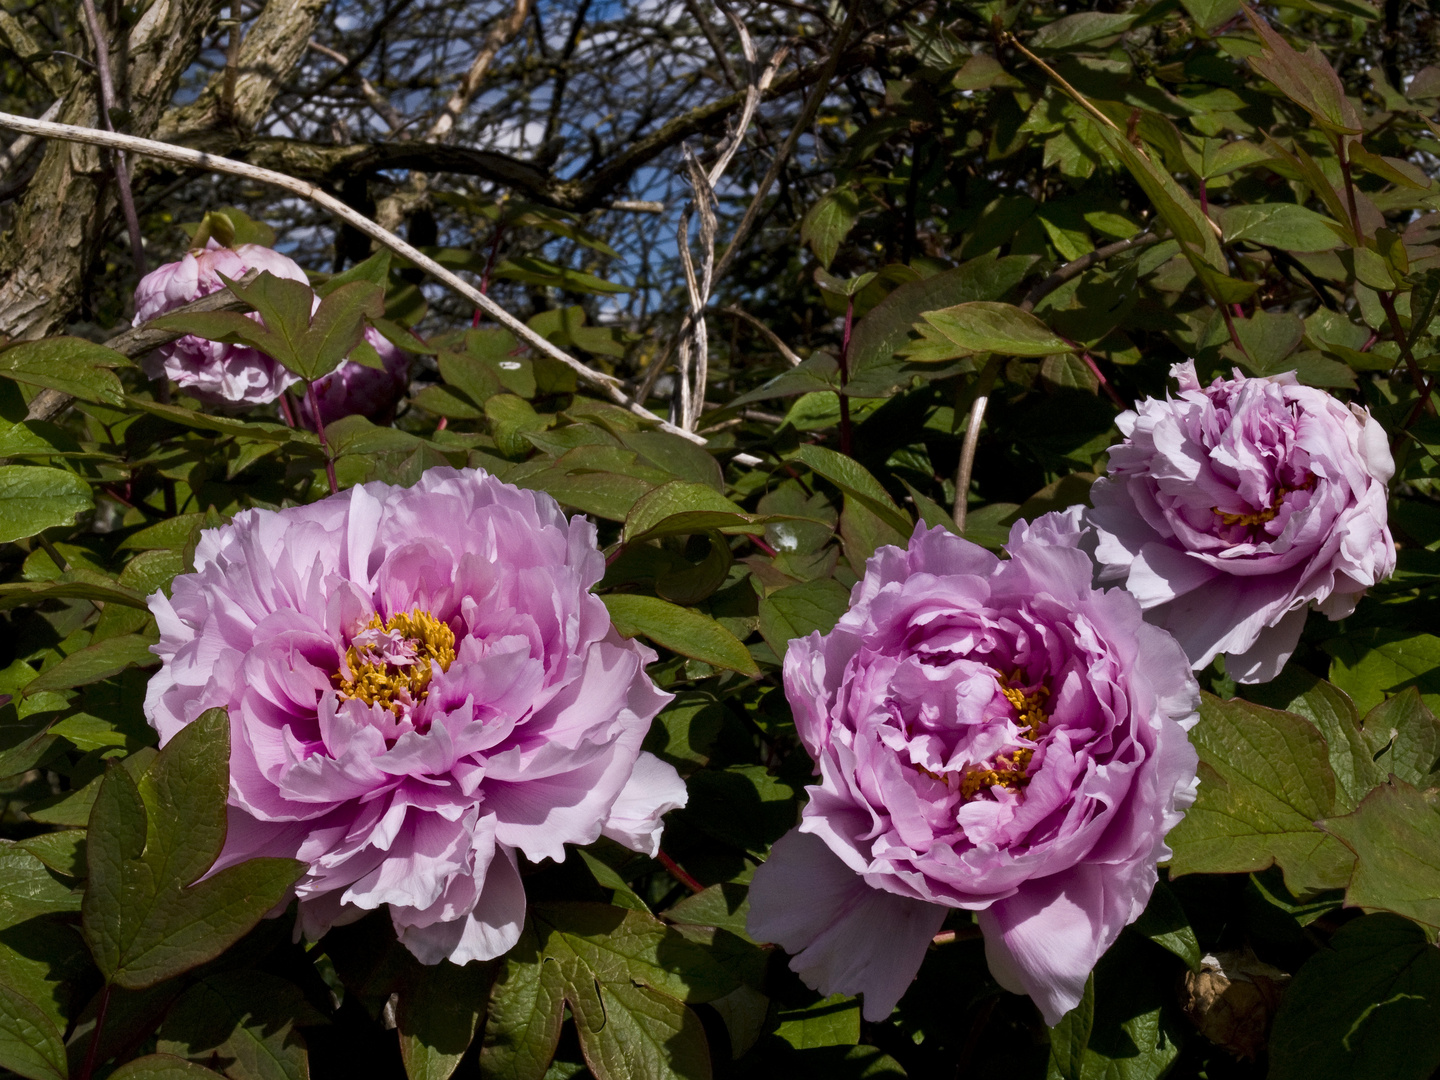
0 109 742 455
0 97 63 178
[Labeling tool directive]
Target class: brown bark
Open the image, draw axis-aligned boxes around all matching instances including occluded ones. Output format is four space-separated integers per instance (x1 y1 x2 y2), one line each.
155 0 333 147
0 0 223 340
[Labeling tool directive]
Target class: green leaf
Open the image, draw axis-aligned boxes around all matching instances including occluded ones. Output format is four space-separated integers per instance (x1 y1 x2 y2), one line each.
0 914 92 1045
81 709 305 988
918 302 1071 358
0 337 128 406
663 883 752 939
0 572 146 612
126 399 309 445
1243 8 1363 135
0 466 92 544
531 902 739 1005
757 578 851 661
1321 780 1440 927
0 844 81 928
1349 143 1433 190
22 634 158 697
157 972 325 1080
846 254 1037 380
397 961 495 1080
1048 976 1093 1080
108 1055 227 1080
1220 203 1344 252
219 271 315 372
572 981 711 1080
16 831 85 879
623 482 744 544
0 979 68 1080
602 595 759 676
480 924 565 1080
1065 931 1182 1080
802 189 860 270
1129 880 1202 972
1361 689 1440 786
488 905 733 1080
1166 693 1354 893
1029 10 1137 49
297 280 386 380
318 249 391 295
1407 269 1440 351
1268 914 1440 1080
791 445 912 538
485 395 548 459
576 848 649 913
774 994 861 1050
1324 630 1440 715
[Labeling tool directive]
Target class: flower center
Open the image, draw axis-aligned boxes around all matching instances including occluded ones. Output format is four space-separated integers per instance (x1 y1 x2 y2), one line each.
1212 475 1316 528
958 670 1049 798
334 609 456 716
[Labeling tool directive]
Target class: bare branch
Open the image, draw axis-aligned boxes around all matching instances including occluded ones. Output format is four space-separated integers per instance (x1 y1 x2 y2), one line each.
307 39 406 133
721 306 802 367
80 0 147 276
0 110 736 453
426 0 534 142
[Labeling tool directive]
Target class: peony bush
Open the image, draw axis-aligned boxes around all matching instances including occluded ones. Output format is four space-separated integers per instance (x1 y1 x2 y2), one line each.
6 7 1440 1077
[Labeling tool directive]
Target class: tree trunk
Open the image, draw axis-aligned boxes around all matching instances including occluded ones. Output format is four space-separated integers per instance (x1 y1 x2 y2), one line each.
0 0 223 340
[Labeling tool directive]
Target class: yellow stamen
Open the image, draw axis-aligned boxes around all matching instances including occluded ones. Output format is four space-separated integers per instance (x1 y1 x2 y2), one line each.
334 609 455 716
959 672 1049 797
1214 475 1316 528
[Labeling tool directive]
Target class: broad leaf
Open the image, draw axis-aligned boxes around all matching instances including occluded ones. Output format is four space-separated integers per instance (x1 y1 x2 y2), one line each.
22 634 159 696
792 445 912 538
0 337 127 406
602 595 759 676
1321 780 1440 928
1220 203 1344 252
0 979 67 1080
919 302 1071 358
81 709 305 988
397 961 495 1080
0 466 92 544
157 971 325 1080
1166 693 1354 892
109 1055 227 1080
757 578 851 661
1269 914 1440 1080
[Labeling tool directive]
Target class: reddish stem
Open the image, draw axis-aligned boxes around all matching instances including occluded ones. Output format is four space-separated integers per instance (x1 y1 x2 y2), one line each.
277 392 297 428
1082 352 1126 409
76 983 113 1080
657 849 704 894
837 296 854 456
307 382 339 495
472 221 505 326
751 535 778 558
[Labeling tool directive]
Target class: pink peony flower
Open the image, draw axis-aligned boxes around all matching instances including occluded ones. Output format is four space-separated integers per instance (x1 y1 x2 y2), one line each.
1088 362 1395 683
145 468 685 964
747 518 1199 1025
133 241 308 406
298 329 411 427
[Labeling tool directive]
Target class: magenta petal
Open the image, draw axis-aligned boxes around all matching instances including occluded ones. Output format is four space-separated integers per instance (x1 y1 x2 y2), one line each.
748 830 947 1021
977 862 1150 1027
600 751 688 856
395 846 527 964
